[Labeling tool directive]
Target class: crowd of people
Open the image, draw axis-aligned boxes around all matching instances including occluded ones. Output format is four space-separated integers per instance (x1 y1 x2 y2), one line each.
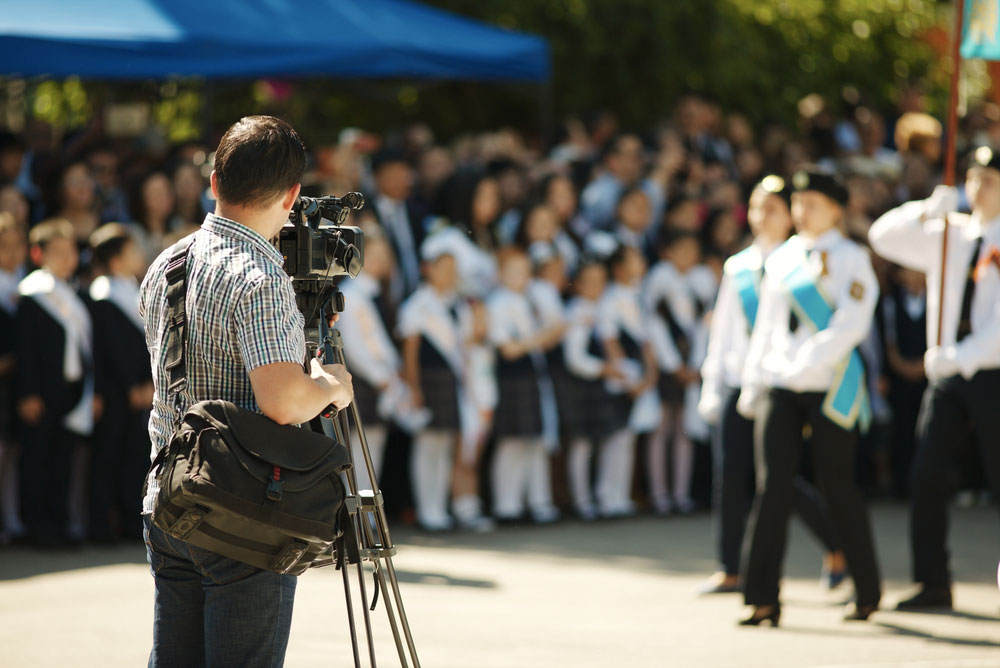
0 92 994 610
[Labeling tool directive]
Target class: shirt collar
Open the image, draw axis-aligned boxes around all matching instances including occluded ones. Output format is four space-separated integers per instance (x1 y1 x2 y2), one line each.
201 213 285 267
799 228 843 252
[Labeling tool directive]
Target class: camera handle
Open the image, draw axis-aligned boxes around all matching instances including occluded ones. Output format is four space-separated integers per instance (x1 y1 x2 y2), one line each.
295 279 421 668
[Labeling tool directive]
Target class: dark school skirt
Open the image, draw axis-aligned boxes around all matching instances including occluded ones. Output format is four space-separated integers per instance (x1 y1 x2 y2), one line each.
562 375 631 442
418 338 461 431
658 372 685 405
493 355 544 439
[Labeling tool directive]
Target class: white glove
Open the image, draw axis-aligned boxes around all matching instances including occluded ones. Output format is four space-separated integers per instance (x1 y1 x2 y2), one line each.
923 185 960 220
924 345 961 380
697 392 722 425
736 388 762 421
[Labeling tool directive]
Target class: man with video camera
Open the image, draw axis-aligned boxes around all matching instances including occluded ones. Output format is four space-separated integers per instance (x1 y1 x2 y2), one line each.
139 115 354 667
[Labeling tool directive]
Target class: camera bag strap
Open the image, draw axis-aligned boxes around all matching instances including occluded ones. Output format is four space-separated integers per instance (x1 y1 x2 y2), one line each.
163 234 198 418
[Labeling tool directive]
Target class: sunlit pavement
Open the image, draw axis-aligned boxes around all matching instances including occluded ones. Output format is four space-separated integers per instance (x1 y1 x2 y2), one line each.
1 502 998 668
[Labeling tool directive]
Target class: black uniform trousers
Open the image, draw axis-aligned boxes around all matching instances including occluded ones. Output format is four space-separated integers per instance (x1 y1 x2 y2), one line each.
714 387 841 576
910 369 1000 588
742 388 881 608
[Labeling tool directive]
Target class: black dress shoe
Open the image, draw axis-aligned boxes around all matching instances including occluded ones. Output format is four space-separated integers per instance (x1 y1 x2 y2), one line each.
843 603 878 621
738 604 780 627
895 586 952 610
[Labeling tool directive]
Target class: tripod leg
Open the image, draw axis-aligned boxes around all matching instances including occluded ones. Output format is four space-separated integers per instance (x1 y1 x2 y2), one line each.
341 554 362 668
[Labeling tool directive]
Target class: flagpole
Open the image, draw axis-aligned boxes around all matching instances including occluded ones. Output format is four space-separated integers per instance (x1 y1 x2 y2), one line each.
939 0 965 346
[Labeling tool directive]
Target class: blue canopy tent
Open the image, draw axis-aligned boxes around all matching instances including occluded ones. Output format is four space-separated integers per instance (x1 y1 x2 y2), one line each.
0 0 550 81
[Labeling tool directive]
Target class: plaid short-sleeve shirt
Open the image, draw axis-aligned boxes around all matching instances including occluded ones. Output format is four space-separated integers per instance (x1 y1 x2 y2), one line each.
139 213 306 513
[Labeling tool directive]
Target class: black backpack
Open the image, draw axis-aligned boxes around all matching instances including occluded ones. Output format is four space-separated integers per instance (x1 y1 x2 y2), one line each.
148 235 353 576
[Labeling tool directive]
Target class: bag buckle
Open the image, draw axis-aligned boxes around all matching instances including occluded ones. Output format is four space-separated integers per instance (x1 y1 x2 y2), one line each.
266 467 283 501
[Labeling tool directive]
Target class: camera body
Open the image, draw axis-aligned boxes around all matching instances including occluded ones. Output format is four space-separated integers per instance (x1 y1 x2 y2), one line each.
277 192 366 279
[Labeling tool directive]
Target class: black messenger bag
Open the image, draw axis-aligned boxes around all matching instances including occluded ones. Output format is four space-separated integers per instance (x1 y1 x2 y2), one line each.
148 235 353 576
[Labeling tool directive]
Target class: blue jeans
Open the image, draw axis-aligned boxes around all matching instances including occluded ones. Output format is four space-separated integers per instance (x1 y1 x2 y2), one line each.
143 515 297 667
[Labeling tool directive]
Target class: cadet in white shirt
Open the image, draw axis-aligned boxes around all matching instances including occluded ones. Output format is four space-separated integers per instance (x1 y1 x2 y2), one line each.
397 236 474 531
738 169 882 625
869 146 1000 611
486 247 561 523
697 176 846 595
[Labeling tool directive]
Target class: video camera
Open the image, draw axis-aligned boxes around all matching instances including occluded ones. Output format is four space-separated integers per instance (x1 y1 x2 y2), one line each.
276 192 366 279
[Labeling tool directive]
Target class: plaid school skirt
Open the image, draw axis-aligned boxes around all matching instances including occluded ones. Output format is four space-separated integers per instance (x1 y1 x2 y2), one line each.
562 374 631 442
493 355 544 439
418 340 461 432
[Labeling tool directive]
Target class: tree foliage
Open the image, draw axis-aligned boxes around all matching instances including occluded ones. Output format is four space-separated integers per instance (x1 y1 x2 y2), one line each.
7 0 953 145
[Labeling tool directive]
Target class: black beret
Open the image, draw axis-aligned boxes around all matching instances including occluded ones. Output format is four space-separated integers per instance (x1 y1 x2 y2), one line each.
791 168 849 207
970 145 1000 172
756 174 792 208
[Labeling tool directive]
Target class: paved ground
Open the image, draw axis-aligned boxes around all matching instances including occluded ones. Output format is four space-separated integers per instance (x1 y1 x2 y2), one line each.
1 502 998 668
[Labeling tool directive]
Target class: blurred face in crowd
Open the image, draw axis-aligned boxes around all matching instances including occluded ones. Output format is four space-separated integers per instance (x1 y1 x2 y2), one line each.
362 234 394 282
545 175 577 222
748 188 793 243
498 168 527 209
574 262 607 301
418 147 454 191
143 172 176 222
608 135 643 185
538 256 568 293
612 245 646 285
0 185 29 228
173 164 204 208
0 224 27 273
88 150 118 190
424 253 457 293
499 250 531 294
524 205 558 243
966 166 1000 219
375 161 413 201
664 236 701 275
666 199 700 232
110 238 146 279
618 189 651 232
61 163 95 211
36 236 78 281
0 147 24 184
791 191 842 239
471 177 501 227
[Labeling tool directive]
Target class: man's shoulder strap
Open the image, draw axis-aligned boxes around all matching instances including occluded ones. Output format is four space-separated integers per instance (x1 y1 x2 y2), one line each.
163 234 197 398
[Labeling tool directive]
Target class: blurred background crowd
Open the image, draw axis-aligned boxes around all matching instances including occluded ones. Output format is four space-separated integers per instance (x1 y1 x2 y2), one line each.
1 84 997 547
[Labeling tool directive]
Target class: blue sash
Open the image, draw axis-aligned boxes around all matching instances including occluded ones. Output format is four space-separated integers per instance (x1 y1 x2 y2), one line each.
771 242 872 433
729 248 760 330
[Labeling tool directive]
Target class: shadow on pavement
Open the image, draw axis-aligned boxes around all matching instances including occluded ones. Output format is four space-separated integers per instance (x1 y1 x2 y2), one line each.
876 620 1000 648
0 541 148 580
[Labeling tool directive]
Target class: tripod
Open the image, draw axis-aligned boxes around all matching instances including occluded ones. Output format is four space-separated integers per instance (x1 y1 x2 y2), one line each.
293 277 421 668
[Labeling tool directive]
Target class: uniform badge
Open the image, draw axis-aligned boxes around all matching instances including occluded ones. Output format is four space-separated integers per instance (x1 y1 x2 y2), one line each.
849 281 865 300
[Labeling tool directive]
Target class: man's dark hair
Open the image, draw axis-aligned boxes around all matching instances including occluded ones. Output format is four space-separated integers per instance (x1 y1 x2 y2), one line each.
89 222 134 269
213 116 306 209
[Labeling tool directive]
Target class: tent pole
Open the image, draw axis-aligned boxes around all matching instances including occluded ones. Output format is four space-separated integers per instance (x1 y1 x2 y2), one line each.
939 0 964 347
